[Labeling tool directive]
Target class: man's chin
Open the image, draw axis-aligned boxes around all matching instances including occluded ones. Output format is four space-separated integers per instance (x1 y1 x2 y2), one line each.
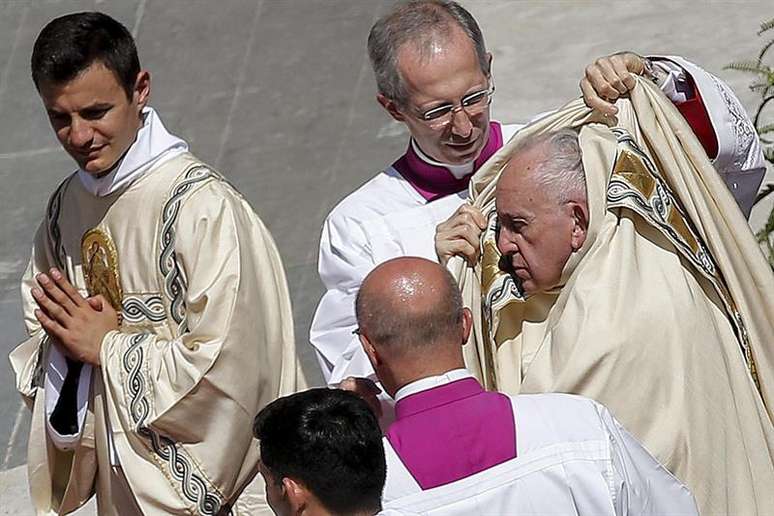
80 158 117 177
443 143 483 164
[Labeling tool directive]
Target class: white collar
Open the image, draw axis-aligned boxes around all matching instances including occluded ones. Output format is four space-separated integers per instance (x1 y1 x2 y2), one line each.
411 139 474 179
77 107 188 196
394 368 474 402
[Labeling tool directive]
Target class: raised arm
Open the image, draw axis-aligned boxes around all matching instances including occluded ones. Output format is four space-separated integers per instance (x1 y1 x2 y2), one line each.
581 52 765 216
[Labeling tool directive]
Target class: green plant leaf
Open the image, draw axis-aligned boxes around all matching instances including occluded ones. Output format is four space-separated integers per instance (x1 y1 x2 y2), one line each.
759 18 774 35
725 60 767 74
758 37 774 62
729 20 774 269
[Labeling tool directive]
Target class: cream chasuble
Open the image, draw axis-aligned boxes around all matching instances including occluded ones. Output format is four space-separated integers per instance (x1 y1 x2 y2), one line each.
10 151 299 515
451 78 774 515
312 57 764 392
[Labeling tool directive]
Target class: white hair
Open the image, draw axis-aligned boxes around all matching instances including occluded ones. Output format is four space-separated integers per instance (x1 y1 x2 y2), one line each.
515 129 587 204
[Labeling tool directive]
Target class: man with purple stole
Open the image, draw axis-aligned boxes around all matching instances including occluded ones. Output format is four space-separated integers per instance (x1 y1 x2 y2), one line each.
351 257 698 515
310 0 766 390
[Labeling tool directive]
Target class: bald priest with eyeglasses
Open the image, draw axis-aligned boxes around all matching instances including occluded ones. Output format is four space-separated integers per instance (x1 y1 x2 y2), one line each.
310 0 767 399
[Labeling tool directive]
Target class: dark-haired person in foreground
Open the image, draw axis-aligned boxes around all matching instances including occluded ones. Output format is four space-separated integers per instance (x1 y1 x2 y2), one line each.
9 12 299 515
254 389 396 516
346 257 697 515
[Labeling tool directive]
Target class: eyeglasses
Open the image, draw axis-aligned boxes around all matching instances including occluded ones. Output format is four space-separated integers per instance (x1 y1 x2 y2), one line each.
412 80 495 130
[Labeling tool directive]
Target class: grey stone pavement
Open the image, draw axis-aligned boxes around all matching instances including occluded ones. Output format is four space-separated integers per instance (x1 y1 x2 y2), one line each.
0 0 772 512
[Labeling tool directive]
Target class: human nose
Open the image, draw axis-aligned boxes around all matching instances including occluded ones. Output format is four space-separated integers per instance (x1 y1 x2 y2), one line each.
497 226 517 255
68 117 94 148
449 106 473 138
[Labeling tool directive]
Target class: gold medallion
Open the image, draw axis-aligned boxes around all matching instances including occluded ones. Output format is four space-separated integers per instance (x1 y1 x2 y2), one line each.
81 228 123 314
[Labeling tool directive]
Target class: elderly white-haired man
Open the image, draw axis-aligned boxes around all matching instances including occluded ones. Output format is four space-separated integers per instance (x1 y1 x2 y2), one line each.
311 0 766 405
494 129 591 294
436 110 774 514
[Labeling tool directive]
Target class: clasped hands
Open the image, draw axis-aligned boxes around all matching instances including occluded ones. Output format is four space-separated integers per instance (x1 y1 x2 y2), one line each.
31 268 119 366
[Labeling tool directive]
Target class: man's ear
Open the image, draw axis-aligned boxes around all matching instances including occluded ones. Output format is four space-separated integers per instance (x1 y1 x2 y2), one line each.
461 307 473 344
359 333 382 369
377 93 405 122
283 477 308 514
133 70 151 111
569 201 589 251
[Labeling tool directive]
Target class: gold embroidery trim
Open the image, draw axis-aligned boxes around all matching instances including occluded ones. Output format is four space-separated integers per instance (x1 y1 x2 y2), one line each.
81 228 124 321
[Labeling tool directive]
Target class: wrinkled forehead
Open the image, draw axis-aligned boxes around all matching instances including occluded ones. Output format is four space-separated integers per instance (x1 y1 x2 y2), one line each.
496 151 541 189
495 153 549 214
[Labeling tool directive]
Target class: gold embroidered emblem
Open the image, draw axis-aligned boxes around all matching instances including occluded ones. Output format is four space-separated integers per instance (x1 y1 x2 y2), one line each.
81 228 123 315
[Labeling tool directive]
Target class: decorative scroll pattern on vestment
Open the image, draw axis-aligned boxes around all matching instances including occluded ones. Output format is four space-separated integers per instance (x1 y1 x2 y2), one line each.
122 295 166 324
482 212 525 329
46 178 70 270
607 130 717 277
31 337 51 390
607 128 758 389
158 165 219 332
479 211 526 389
37 178 70 390
123 333 227 515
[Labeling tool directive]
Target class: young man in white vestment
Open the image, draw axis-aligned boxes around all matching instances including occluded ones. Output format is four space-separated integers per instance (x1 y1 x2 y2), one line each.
9 12 299 515
343 256 697 515
311 0 766 394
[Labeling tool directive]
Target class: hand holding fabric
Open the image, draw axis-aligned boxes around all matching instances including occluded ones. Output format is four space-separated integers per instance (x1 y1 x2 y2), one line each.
580 51 645 116
435 204 487 266
31 268 118 366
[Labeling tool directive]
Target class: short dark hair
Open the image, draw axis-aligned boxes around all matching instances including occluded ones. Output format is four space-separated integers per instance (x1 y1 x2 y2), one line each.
368 0 489 105
31 12 140 99
253 389 386 514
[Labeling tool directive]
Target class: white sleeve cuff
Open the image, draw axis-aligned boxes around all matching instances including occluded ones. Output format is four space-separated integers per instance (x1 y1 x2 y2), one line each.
650 58 690 104
44 345 92 450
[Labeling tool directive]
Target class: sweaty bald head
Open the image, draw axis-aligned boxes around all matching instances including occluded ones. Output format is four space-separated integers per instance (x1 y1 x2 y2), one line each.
356 257 464 353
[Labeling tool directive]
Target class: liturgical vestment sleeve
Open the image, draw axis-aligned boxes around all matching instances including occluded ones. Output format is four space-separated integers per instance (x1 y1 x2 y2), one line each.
600 405 698 514
10 210 102 513
98 179 292 473
312 213 377 384
12 223 55 402
11 151 298 515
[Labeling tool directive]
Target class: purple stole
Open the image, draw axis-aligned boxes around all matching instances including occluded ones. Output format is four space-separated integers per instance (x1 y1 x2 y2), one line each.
386 377 516 490
392 122 504 202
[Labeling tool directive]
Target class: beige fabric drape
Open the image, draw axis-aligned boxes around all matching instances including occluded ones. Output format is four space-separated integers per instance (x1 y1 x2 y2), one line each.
10 153 301 515
453 78 774 515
